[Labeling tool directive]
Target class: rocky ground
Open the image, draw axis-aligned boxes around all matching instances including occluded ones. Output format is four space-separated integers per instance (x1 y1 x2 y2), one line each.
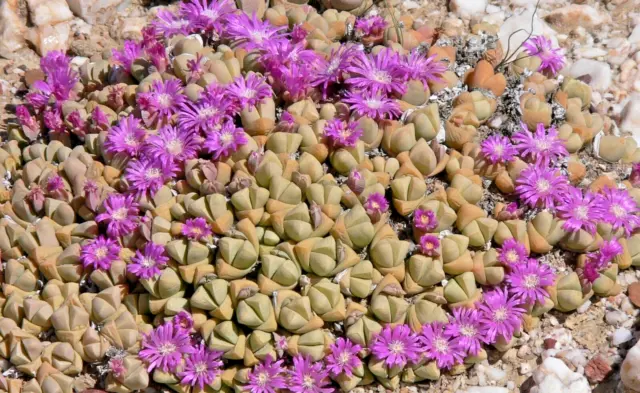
1 0 640 392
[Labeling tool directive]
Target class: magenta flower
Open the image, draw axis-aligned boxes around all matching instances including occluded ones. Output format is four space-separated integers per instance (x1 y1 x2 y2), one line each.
16 105 40 141
325 338 362 377
109 358 126 381
185 53 207 84
347 49 407 96
204 122 248 160
180 0 234 35
226 73 273 109
96 194 140 238
145 41 170 74
312 45 357 99
128 242 169 279
420 322 465 369
291 24 307 43
139 323 194 372
582 259 602 284
25 91 49 111
271 62 315 102
137 79 185 125
363 192 389 222
515 165 567 209
288 354 333 393
342 91 402 121
178 343 223 389
512 123 568 167
498 238 528 265
111 40 143 73
33 50 78 102
599 238 623 262
105 115 147 157
555 186 602 234
43 107 65 133
125 158 176 197
224 12 285 50
80 236 121 271
90 106 111 132
478 288 525 343
445 308 486 356
259 40 320 72
505 258 554 305
181 217 212 240
599 187 640 236
144 125 199 165
400 52 446 86
323 119 362 148
173 311 194 332
523 35 565 76
151 9 190 38
481 135 516 164
178 99 231 134
419 234 440 257
370 325 421 368
246 355 288 393
414 208 438 232
630 163 640 187
355 15 387 37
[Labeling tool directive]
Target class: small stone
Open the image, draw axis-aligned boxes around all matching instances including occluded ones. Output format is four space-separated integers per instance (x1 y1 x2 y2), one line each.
606 309 629 325
545 5 610 32
612 327 633 346
449 0 487 18
499 7 557 59
628 282 640 308
584 355 612 384
576 300 591 314
24 69 45 87
26 21 71 55
0 0 28 58
568 59 613 92
66 0 124 24
26 0 73 26
465 388 509 393
622 341 640 390
622 96 640 140
485 365 506 383
403 0 419 9
544 338 557 350
629 25 640 46
520 362 533 375
531 357 591 393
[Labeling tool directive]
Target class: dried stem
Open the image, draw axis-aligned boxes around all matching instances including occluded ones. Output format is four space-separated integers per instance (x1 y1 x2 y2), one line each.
494 0 541 71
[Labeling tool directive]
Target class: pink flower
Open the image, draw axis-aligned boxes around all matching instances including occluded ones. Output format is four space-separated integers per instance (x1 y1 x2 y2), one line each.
151 9 190 38
323 119 362 148
498 238 529 265
419 234 440 257
178 344 223 389
16 105 40 141
111 40 143 73
515 165 567 209
80 236 120 271
312 45 357 99
599 238 623 262
363 192 389 222
555 186 603 234
355 15 387 37
180 0 234 35
139 323 194 372
342 91 402 121
400 52 446 86
247 355 288 393
224 12 285 50
630 163 640 187
582 239 624 284
226 73 273 109
481 135 516 164
125 158 176 197
420 322 465 369
290 24 307 43
347 49 407 96
370 325 421 368
105 115 147 157
204 122 248 160
185 53 207 84
325 338 362 377
478 288 525 343
90 106 111 132
33 50 78 102
145 41 170 73
413 208 438 232
109 358 126 381
144 125 199 165
599 187 640 236
523 35 565 76
178 99 232 135
96 194 140 238
137 79 185 126
43 107 65 133
172 311 194 332
505 258 555 305
181 217 212 240
513 123 568 167
288 354 333 393
128 242 169 279
445 308 486 356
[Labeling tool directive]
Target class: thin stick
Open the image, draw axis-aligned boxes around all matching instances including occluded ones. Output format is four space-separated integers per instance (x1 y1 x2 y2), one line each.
383 0 403 47
495 0 541 71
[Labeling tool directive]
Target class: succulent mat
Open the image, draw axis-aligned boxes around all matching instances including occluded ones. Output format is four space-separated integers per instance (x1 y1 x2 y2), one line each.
0 0 638 392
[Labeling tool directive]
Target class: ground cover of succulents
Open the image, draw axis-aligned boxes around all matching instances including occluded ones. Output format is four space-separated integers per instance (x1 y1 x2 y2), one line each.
0 0 638 393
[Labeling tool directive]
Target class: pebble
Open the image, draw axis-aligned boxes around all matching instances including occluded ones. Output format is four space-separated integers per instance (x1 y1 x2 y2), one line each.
622 341 640 391
403 0 419 10
621 95 640 135
628 281 640 308
464 388 508 393
498 7 557 59
531 357 591 393
545 4 610 32
485 365 507 383
630 24 640 46
449 0 487 18
612 327 633 346
0 0 28 57
543 338 557 350
584 355 612 384
26 21 72 55
605 309 628 325
576 47 607 59
517 344 535 360
576 300 591 314
568 59 613 91
25 0 73 27
520 362 533 375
